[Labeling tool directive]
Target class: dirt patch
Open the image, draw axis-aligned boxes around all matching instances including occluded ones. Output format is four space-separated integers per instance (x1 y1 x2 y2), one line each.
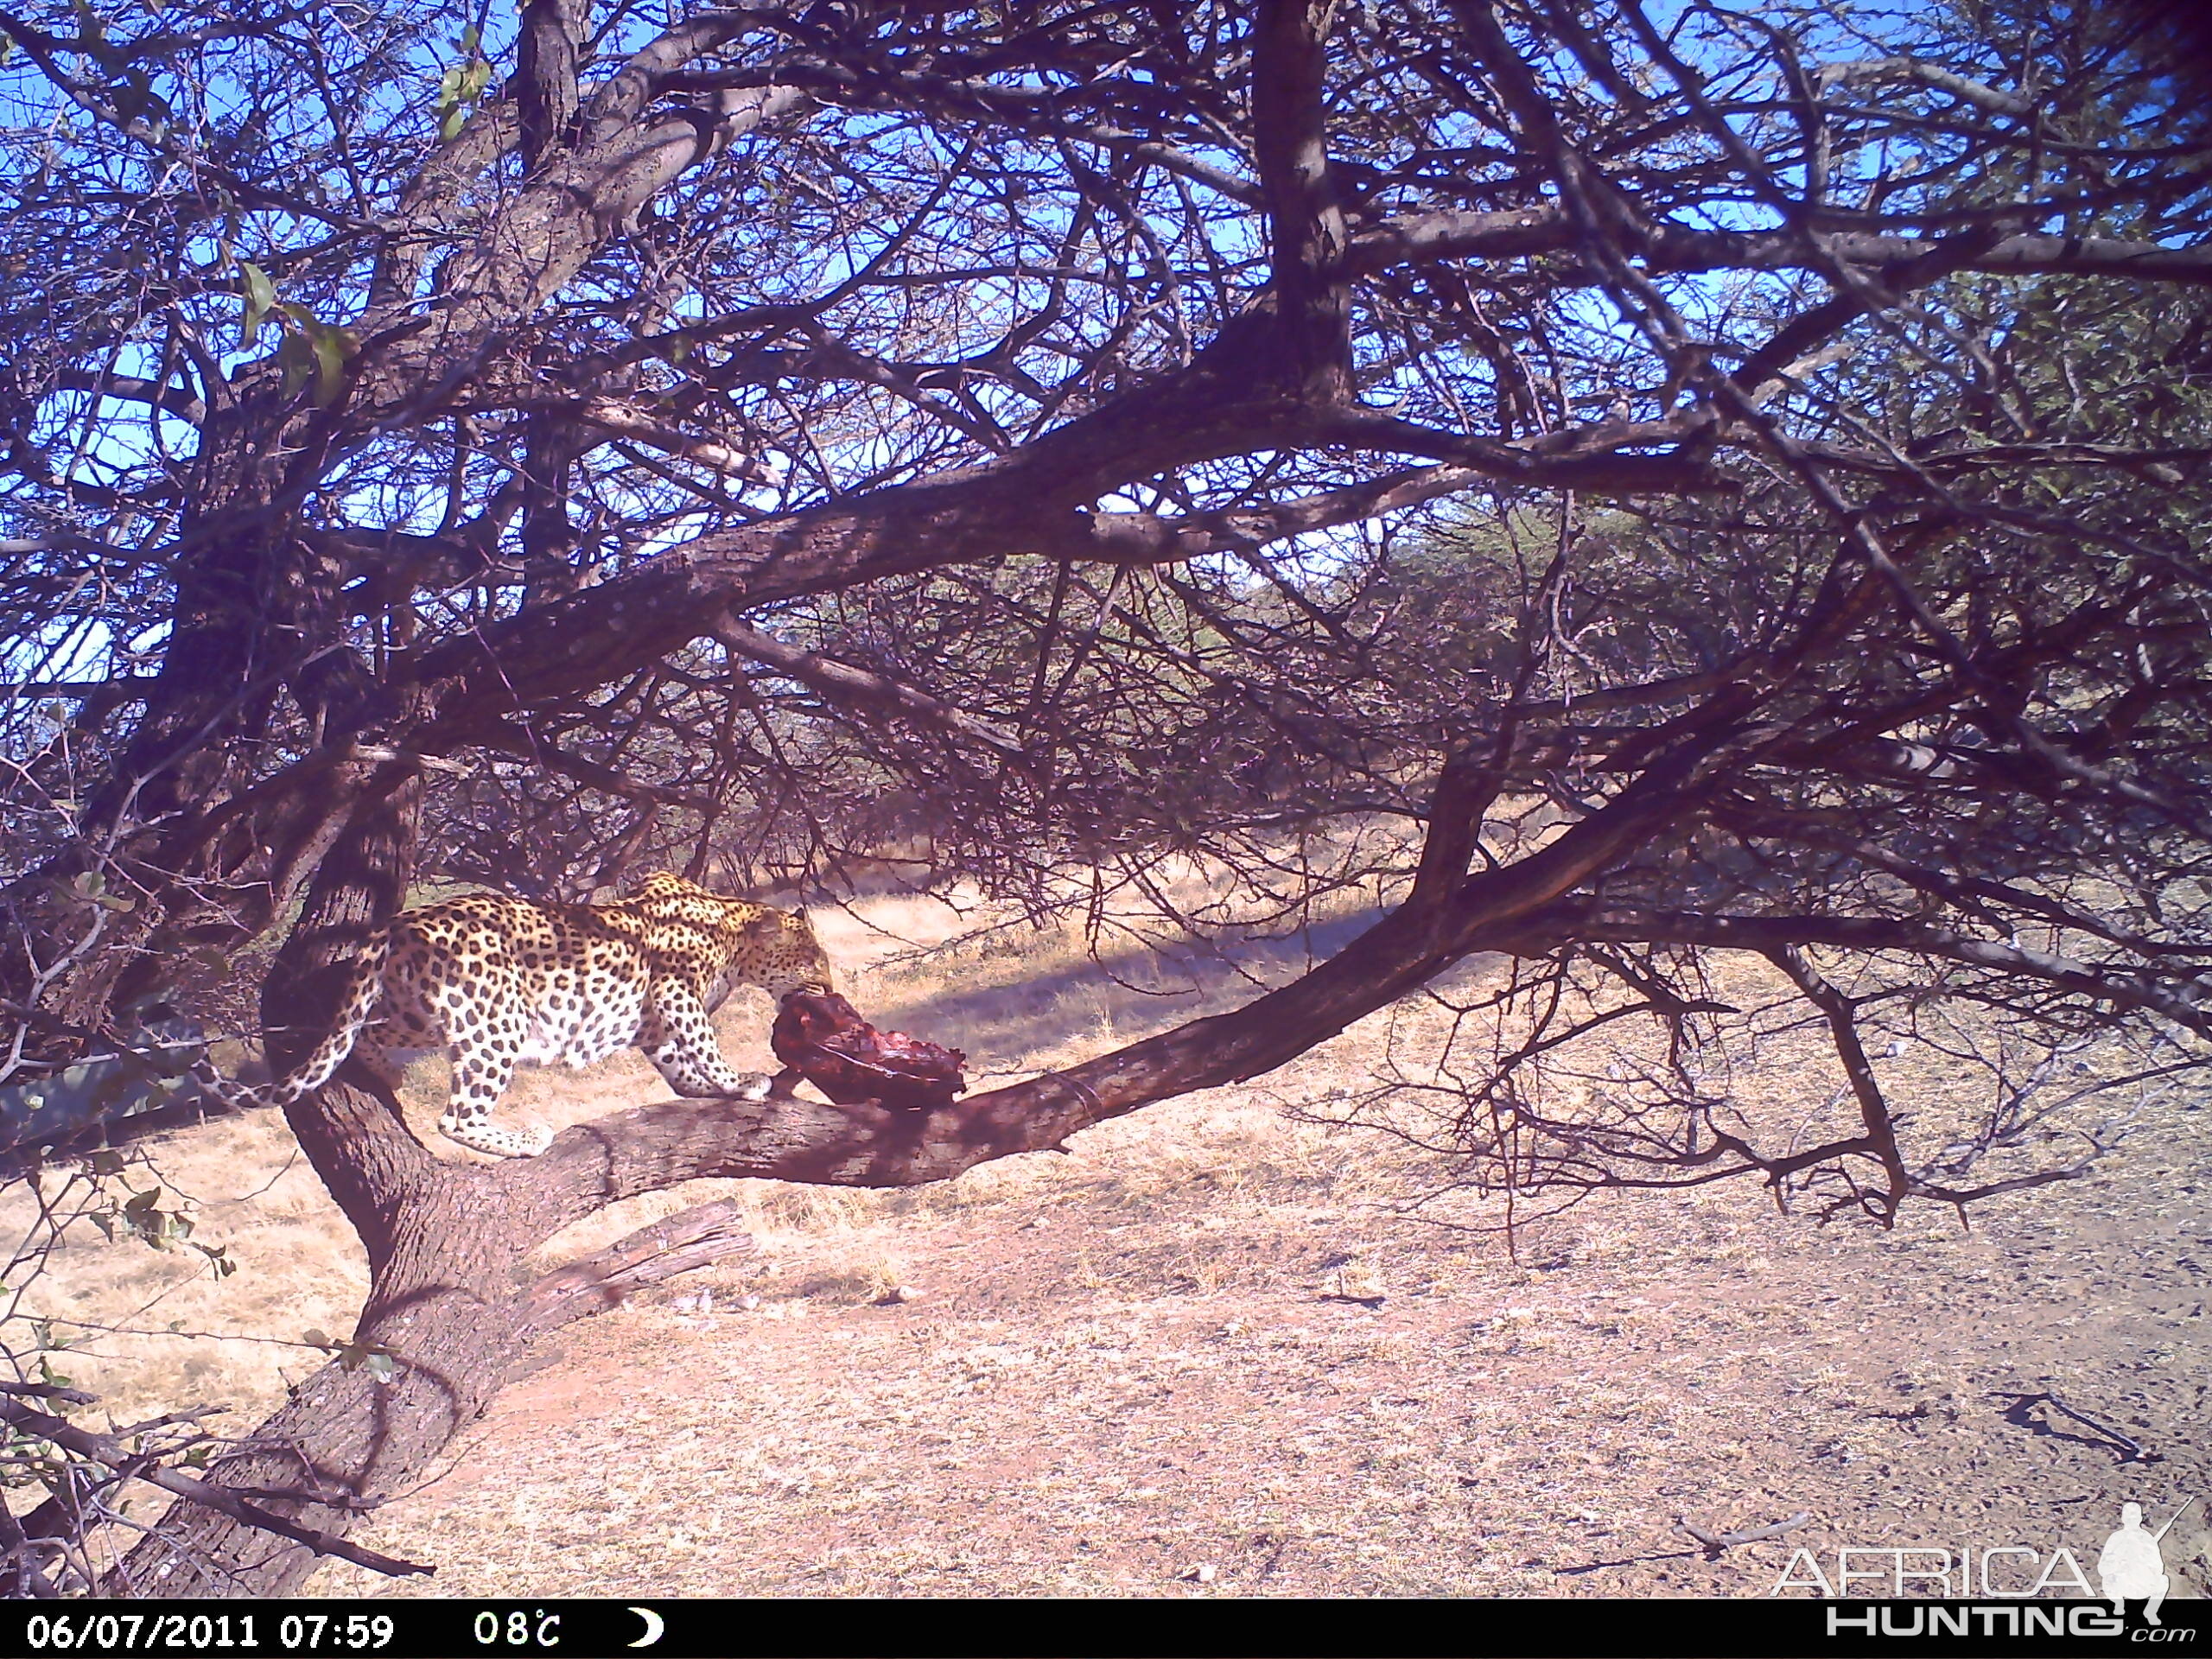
315 1090 2211 1599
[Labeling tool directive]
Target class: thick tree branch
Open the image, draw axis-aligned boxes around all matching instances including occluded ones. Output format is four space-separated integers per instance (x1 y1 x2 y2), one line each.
356 19 804 413
400 432 1716 739
514 1198 754 1345
1252 0 1354 400
513 747 1717 1230
515 0 588 169
713 620 1024 756
1347 211 2212 287
1816 55 2036 116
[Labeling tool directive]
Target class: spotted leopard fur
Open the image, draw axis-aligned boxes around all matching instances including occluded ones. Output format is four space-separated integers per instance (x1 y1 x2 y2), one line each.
257 873 835 1158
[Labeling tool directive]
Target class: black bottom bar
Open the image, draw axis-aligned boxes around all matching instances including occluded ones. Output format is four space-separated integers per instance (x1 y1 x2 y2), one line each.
5 1597 2202 1659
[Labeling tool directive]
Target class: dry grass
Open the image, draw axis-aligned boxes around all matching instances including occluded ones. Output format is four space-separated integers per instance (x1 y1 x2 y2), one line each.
0 871 1382 1428
4 868 2207 1599
0 1115 368 1429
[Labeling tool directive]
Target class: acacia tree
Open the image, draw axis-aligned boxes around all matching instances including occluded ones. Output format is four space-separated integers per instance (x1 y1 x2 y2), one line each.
1 0 2208 1594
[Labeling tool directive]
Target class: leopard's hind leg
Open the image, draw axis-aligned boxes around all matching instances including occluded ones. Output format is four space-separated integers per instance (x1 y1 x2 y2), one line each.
435 965 553 1158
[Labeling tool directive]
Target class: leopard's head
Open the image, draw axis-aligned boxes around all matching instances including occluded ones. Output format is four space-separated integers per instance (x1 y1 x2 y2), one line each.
734 901 836 1000
628 874 837 1001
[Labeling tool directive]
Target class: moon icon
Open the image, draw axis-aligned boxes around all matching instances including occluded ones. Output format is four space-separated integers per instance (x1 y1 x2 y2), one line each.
627 1606 666 1648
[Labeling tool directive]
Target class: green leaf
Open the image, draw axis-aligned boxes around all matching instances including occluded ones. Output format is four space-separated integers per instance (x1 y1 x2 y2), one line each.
362 1351 398 1384
301 1327 330 1349
307 321 351 406
435 41 490 141
291 318 356 409
238 261 276 346
277 330 315 401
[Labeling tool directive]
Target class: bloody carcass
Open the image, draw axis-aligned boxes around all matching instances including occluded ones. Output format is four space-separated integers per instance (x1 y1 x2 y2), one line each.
770 989 967 1111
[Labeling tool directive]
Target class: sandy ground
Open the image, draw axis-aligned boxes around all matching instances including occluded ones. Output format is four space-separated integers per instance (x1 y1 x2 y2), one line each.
315 1081 2209 1599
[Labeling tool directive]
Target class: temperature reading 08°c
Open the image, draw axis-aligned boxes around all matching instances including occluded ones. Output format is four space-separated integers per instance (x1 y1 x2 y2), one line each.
473 1611 561 1649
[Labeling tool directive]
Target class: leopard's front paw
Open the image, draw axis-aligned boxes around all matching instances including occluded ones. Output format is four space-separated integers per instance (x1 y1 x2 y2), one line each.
722 1072 773 1103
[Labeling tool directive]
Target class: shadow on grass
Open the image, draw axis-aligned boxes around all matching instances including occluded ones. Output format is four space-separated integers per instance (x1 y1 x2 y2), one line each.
865 905 1396 1067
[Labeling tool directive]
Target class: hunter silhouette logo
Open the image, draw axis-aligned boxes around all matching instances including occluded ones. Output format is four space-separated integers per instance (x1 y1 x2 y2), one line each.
2099 1498 2196 1628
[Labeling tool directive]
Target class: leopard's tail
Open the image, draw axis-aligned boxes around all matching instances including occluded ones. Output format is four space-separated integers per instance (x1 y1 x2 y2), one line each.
257 937 392 1109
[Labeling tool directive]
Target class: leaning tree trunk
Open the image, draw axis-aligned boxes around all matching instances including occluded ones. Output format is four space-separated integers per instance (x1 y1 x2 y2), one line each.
109 766 443 1592
99 762 748 1592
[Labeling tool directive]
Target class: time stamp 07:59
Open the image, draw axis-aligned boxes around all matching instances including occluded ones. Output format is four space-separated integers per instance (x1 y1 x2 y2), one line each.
18 1609 571 1654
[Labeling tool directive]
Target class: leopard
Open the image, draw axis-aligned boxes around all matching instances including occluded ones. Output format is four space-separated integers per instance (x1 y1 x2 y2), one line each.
255 873 836 1158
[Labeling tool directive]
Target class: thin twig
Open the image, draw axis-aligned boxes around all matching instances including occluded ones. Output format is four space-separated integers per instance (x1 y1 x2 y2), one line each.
0 1396 433 1577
